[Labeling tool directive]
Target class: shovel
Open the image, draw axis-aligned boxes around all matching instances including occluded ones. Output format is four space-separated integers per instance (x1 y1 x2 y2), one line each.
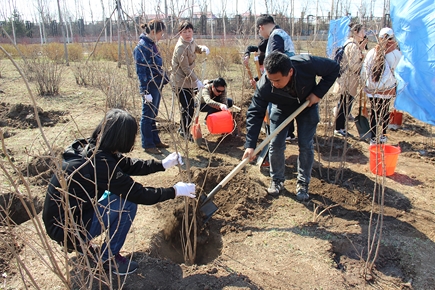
354 90 371 140
199 101 309 223
244 62 256 89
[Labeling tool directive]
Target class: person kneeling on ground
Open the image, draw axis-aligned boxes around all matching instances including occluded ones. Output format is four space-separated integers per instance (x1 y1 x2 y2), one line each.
200 77 233 121
42 108 196 276
242 51 339 201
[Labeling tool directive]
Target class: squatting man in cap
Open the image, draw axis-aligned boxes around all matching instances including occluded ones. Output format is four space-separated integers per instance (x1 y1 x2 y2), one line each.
242 51 339 201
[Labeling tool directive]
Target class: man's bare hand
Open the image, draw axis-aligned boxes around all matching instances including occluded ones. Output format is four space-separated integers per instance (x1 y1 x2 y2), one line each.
243 148 256 162
306 93 321 107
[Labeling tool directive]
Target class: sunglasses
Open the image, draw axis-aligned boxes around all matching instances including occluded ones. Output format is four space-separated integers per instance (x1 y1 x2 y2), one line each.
215 88 225 93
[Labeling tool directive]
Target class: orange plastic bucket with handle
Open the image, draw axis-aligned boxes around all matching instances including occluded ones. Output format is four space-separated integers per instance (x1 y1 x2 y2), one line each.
206 111 234 134
369 144 401 176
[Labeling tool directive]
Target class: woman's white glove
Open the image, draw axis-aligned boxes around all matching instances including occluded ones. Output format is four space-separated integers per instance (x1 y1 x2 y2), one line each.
196 79 204 89
199 45 210 55
219 104 228 111
162 152 183 169
173 182 196 198
143 94 153 103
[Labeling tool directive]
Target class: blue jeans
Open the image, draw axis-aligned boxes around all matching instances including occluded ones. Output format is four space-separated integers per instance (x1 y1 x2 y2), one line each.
88 194 138 261
140 84 162 149
269 103 319 184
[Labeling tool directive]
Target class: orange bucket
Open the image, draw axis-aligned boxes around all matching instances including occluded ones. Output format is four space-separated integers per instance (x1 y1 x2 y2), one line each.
206 111 234 134
389 110 403 126
369 144 401 176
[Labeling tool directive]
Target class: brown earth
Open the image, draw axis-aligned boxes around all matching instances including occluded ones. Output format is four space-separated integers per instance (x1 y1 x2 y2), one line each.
1 61 435 290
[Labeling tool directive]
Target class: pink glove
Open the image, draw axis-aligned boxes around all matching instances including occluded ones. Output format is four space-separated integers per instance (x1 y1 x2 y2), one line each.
173 182 196 198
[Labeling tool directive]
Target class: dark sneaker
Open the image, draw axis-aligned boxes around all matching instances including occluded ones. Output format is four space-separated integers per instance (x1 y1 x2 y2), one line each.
104 254 138 275
145 147 161 154
296 182 310 201
267 180 284 196
155 142 170 148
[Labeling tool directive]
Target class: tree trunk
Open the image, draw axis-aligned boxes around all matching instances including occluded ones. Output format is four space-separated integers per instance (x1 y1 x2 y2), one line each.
56 0 69 66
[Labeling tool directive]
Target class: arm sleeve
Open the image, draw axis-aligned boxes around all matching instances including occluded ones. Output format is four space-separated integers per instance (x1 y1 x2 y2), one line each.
96 155 176 205
202 85 224 109
245 90 269 149
244 45 259 57
176 46 198 82
309 56 340 99
346 43 364 75
269 34 285 53
133 45 152 83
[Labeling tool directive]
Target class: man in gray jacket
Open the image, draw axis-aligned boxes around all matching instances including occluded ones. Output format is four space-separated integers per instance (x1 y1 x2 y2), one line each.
242 52 339 201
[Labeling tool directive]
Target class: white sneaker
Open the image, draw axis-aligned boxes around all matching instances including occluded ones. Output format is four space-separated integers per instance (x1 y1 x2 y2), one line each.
380 135 387 143
370 138 377 145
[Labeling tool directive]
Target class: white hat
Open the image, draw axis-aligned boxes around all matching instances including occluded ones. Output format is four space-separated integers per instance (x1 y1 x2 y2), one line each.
379 27 394 38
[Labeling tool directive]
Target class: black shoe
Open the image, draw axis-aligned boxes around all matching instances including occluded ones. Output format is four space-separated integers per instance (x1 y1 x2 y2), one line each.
104 253 138 276
178 129 193 142
145 147 162 154
267 180 284 197
296 182 310 201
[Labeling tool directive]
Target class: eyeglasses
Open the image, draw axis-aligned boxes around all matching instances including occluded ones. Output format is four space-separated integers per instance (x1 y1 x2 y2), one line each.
215 88 225 93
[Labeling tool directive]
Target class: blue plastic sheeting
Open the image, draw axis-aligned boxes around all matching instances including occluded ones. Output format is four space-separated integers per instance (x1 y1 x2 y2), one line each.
326 16 351 58
391 0 435 125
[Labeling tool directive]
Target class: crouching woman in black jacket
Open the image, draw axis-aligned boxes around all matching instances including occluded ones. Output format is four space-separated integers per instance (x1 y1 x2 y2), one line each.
42 108 196 275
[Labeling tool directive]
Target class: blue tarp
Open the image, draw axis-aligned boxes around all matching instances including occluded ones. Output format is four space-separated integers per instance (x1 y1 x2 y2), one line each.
326 16 351 58
391 0 435 125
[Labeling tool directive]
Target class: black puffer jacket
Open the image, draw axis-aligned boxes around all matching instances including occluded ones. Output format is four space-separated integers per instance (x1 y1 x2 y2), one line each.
42 138 175 246
245 54 339 149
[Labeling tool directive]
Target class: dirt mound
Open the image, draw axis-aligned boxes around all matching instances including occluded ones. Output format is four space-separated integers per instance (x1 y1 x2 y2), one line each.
0 102 68 129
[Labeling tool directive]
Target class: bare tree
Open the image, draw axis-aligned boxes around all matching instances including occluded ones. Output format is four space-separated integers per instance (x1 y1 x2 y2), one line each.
100 0 107 42
56 0 69 65
35 0 49 44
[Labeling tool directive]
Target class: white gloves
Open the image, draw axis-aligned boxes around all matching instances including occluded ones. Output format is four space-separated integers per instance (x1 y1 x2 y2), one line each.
199 45 210 55
143 94 153 103
219 104 229 111
162 152 183 169
196 79 204 89
173 182 196 198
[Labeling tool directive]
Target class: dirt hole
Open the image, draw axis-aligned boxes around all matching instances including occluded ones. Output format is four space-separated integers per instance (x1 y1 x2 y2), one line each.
149 166 271 265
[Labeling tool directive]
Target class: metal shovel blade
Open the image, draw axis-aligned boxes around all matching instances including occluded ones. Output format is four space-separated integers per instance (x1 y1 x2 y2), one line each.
355 114 371 140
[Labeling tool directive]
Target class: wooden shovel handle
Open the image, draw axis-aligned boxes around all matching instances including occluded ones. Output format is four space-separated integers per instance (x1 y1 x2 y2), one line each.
201 101 309 205
253 52 262 78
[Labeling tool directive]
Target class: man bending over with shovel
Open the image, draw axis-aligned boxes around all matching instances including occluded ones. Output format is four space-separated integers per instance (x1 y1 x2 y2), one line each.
242 51 339 201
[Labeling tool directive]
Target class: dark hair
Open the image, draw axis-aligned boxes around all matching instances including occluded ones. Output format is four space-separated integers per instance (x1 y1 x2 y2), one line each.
212 77 227 88
91 109 138 153
141 19 166 34
349 22 363 33
256 14 275 27
264 51 293 76
178 20 194 33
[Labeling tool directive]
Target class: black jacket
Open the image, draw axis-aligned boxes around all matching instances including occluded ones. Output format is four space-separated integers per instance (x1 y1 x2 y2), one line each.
245 54 339 149
42 138 175 246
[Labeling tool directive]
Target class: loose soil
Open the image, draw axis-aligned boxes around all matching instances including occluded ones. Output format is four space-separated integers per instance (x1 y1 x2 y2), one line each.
1 60 435 290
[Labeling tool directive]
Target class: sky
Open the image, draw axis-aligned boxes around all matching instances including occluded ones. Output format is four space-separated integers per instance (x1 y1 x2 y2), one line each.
9 0 387 23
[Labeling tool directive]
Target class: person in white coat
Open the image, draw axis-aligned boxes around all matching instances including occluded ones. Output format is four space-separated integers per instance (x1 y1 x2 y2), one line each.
361 27 400 144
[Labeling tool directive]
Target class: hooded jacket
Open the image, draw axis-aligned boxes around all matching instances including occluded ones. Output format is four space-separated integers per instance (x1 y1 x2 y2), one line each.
133 34 169 91
245 54 339 149
42 138 175 246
